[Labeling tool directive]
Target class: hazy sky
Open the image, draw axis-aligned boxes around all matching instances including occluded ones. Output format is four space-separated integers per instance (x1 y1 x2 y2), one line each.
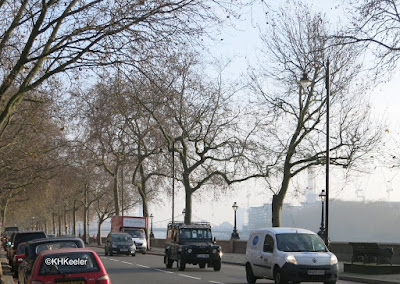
145 0 400 228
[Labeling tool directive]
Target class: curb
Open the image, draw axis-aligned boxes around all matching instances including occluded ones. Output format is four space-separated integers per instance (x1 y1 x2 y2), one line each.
339 275 400 284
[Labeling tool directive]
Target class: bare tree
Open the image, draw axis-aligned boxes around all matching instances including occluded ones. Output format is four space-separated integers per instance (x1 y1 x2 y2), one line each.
0 0 242 132
134 54 265 224
250 2 382 227
338 0 400 73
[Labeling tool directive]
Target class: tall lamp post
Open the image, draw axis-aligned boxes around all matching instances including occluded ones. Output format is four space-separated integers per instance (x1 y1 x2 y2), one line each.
231 202 240 240
325 59 330 246
299 60 330 246
318 189 326 240
150 214 154 238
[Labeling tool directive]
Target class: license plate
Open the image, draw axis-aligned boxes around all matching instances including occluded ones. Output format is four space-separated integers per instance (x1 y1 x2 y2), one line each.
120 248 128 252
197 254 209 258
57 281 85 284
307 270 325 275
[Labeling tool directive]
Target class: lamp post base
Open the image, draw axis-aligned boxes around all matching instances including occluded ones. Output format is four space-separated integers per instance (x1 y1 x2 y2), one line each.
231 230 240 240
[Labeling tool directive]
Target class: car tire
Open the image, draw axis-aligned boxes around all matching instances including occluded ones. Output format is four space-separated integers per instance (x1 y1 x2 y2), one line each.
165 255 173 268
324 282 336 284
274 268 288 284
199 263 206 269
213 259 221 271
177 255 186 271
110 250 113 256
105 248 108 256
132 252 136 257
246 263 257 284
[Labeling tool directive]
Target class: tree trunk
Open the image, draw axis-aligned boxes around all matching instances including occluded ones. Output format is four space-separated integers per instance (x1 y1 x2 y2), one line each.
73 200 77 236
113 165 121 216
272 162 292 227
97 219 104 246
83 183 89 244
184 191 192 224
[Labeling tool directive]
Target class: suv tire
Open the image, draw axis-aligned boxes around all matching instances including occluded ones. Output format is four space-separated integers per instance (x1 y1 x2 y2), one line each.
165 255 173 268
177 255 186 271
213 259 221 271
199 263 206 269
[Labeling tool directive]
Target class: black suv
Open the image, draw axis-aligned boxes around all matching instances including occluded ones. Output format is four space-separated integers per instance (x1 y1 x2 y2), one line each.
164 222 222 271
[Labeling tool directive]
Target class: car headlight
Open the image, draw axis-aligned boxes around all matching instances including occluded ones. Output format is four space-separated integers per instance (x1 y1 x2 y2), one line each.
212 249 217 254
187 248 192 253
330 254 338 265
112 244 117 248
285 254 298 265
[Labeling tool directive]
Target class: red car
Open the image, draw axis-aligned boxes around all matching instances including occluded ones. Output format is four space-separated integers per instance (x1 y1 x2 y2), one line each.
28 248 111 284
12 241 26 277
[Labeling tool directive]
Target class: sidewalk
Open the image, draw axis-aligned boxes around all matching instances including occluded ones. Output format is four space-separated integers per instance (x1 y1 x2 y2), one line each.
146 246 400 284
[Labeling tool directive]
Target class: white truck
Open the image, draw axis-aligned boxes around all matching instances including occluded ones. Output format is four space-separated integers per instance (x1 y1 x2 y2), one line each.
111 216 148 254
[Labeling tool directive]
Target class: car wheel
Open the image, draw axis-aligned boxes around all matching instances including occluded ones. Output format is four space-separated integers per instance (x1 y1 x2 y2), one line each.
199 263 206 269
105 248 108 256
324 282 336 284
110 250 113 256
246 263 257 284
165 255 173 268
177 255 186 271
274 269 288 284
213 259 222 271
132 252 136 257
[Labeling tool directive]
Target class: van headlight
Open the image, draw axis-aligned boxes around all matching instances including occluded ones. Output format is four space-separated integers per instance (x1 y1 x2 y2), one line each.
285 254 298 265
330 254 338 265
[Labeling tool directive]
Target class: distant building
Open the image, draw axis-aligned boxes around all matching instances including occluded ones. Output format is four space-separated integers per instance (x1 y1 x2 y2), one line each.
247 204 272 229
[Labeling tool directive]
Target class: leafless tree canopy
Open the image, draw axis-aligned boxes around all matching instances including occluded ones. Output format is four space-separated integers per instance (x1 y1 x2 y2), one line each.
251 1 382 226
338 0 400 72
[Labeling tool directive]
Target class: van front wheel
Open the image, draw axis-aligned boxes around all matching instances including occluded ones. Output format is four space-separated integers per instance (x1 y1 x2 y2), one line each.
246 263 256 284
274 269 288 284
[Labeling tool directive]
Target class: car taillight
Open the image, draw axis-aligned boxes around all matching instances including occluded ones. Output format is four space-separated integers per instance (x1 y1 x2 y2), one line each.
96 274 111 284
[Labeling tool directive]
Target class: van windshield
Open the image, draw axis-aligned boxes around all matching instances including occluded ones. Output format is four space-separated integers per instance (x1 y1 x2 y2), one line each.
276 233 327 252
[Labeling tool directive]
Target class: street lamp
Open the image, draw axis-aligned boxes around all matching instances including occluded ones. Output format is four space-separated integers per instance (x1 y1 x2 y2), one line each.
231 202 240 240
150 214 154 238
324 59 331 246
318 189 326 240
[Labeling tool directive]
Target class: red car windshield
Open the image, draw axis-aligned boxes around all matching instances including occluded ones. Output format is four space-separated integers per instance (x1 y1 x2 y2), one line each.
39 251 100 275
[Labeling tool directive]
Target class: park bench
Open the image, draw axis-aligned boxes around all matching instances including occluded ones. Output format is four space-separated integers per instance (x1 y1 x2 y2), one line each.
350 242 393 265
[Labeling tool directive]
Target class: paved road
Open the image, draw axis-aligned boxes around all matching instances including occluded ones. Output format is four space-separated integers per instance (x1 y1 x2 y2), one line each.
91 247 359 284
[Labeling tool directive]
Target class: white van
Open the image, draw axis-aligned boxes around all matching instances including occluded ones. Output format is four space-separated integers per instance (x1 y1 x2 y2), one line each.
245 228 338 284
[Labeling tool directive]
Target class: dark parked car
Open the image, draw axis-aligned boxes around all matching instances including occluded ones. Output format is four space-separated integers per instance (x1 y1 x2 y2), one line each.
18 237 85 284
1 226 18 249
164 222 222 271
8 231 46 270
105 232 136 256
12 242 26 277
28 248 111 284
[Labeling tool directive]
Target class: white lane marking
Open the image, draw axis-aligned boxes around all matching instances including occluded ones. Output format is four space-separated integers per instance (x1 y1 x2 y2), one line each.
108 258 119 262
137 264 150 268
154 268 174 274
209 281 224 284
121 261 133 265
178 274 202 280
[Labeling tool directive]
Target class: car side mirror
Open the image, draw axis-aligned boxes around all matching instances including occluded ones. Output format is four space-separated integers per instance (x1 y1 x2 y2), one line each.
213 237 216 244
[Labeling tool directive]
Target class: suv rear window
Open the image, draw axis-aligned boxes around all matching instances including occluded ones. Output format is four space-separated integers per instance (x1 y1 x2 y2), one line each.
39 252 100 275
14 232 46 247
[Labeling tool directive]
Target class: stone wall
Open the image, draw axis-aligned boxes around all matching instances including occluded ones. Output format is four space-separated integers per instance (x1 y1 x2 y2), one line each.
149 238 400 264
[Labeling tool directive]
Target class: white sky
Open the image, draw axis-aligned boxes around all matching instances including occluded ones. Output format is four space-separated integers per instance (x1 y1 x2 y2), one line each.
144 0 400 227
